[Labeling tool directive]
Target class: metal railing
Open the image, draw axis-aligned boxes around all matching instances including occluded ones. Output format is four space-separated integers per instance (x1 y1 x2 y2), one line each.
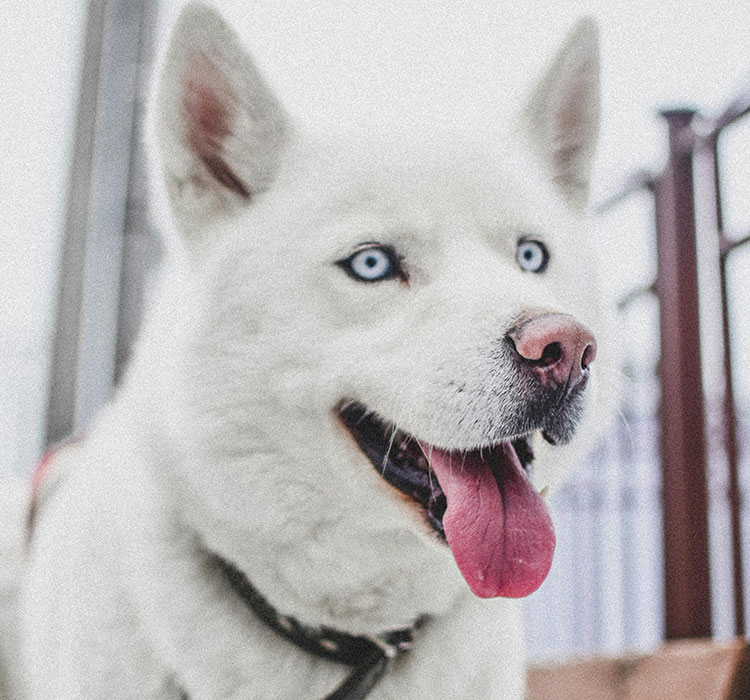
598 85 750 641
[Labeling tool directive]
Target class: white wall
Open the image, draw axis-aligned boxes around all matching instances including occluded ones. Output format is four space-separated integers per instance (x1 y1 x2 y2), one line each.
0 1 87 476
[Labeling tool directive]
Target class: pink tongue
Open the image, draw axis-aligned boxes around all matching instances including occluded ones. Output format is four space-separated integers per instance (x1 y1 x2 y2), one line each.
425 443 555 598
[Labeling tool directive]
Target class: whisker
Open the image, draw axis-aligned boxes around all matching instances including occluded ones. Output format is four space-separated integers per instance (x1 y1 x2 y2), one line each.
382 422 399 476
616 406 636 456
416 441 436 489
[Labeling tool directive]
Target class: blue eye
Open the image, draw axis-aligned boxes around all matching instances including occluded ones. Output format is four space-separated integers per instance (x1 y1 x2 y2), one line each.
339 245 403 282
516 239 549 273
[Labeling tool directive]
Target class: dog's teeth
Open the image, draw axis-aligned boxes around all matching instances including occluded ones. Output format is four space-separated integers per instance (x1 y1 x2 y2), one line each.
538 486 549 501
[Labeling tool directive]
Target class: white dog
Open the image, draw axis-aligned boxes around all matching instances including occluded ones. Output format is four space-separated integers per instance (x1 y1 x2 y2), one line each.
3 3 612 698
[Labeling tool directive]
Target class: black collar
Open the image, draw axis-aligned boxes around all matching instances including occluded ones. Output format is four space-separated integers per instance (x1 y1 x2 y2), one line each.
211 554 429 700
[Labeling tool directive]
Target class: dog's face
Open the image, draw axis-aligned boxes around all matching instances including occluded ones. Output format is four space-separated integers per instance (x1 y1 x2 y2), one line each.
149 3 613 626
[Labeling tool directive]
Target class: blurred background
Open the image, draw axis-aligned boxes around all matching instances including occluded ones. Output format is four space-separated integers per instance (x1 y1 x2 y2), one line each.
3 0 750 664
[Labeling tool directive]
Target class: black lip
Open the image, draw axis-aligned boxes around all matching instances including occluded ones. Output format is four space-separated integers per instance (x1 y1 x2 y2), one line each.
338 402 535 537
339 402 447 536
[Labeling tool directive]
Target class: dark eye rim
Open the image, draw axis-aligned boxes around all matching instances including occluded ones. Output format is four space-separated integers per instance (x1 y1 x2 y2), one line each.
336 243 408 284
516 238 550 273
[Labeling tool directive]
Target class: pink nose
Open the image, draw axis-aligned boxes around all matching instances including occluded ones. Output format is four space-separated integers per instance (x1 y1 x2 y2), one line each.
507 313 597 389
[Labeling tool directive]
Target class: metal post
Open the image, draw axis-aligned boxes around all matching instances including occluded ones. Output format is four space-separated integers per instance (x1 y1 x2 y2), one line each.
45 0 150 446
654 109 712 639
45 0 108 446
719 249 746 638
711 135 746 637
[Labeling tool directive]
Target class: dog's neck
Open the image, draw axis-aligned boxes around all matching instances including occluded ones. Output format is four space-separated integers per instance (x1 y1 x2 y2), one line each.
210 552 428 700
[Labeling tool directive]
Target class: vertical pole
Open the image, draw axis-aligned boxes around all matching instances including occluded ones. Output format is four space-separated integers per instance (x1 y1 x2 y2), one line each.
654 109 712 639
115 0 163 382
720 250 746 637
711 135 746 637
45 0 108 447
45 0 148 445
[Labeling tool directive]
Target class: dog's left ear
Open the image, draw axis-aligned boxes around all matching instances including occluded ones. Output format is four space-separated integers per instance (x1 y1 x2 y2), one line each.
154 2 290 241
518 19 600 210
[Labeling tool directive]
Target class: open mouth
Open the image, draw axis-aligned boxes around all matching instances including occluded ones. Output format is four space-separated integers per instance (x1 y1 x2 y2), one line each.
339 401 555 599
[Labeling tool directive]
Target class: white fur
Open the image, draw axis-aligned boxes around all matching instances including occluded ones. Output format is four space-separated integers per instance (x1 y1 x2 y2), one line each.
0 481 26 700
2 4 614 698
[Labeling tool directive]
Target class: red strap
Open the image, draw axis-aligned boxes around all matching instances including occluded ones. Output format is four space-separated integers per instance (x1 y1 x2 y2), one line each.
31 447 59 503
27 444 67 543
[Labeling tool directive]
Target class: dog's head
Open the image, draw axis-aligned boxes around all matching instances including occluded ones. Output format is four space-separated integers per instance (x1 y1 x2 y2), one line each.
148 3 614 625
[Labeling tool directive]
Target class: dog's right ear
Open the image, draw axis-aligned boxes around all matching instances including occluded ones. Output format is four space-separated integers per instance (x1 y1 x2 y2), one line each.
154 2 290 241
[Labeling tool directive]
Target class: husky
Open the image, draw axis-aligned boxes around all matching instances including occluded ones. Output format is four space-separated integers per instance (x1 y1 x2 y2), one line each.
1 2 612 698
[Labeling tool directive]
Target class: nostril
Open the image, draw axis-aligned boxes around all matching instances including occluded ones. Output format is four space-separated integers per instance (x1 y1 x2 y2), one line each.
539 342 563 367
580 342 596 370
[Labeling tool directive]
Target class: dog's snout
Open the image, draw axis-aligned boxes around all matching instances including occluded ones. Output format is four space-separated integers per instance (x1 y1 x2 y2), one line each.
507 313 597 389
